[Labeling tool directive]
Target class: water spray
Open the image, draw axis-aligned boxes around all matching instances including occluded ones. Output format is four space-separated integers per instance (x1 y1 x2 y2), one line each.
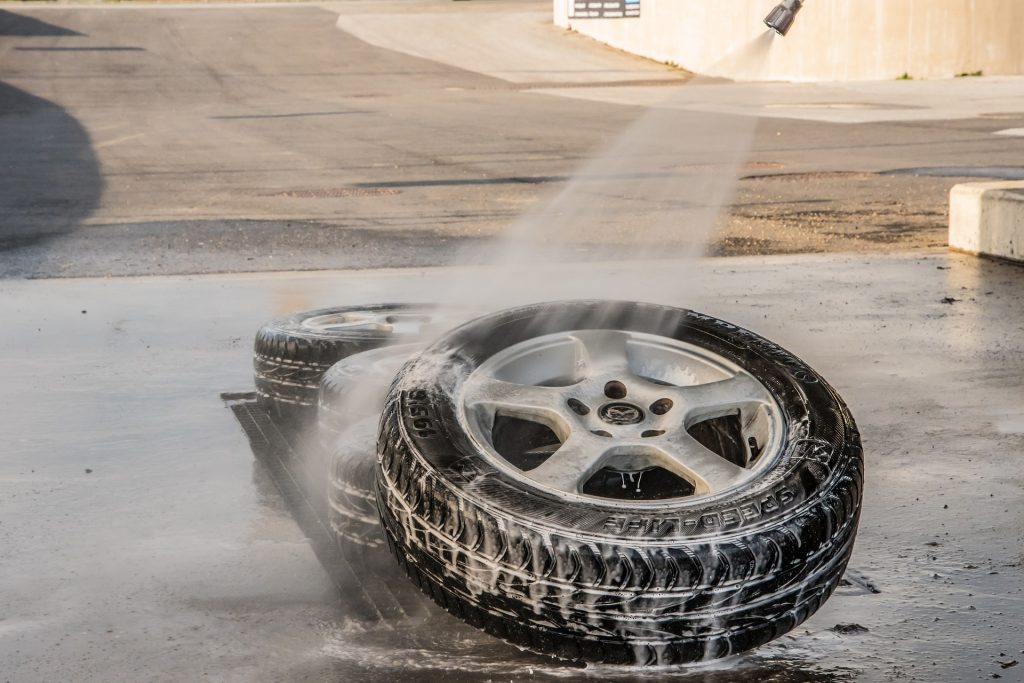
764 0 803 36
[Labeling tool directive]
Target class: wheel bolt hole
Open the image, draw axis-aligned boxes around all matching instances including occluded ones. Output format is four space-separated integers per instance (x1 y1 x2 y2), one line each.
567 398 590 416
591 430 613 438
650 398 673 415
641 430 665 438
604 381 627 399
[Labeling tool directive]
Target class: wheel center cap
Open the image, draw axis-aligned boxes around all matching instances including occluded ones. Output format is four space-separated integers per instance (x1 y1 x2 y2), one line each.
598 402 645 426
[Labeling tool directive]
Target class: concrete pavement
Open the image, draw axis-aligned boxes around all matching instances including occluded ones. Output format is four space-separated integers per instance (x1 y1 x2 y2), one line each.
1 251 1023 681
537 76 1024 125
333 0 683 86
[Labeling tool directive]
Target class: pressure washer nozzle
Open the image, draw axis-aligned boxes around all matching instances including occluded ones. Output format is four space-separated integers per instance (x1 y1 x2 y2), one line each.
764 0 803 36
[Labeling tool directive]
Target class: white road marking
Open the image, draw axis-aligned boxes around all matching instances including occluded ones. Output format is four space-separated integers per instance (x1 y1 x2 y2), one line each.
994 128 1024 136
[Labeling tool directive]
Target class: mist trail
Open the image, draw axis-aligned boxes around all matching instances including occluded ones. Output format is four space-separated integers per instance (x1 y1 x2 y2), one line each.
300 29 785 672
435 30 779 317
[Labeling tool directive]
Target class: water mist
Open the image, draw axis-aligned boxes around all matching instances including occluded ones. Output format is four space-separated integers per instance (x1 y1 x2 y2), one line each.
307 29 785 673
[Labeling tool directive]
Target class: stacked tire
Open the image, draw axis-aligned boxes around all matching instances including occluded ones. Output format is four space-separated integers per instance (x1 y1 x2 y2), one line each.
252 300 863 666
253 304 436 427
319 346 417 549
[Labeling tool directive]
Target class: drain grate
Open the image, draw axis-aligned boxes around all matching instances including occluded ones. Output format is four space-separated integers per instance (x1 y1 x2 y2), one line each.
221 392 434 624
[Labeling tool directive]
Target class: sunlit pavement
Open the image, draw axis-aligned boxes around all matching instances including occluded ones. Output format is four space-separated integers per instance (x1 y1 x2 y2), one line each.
4 2 1024 277
2 250 1022 682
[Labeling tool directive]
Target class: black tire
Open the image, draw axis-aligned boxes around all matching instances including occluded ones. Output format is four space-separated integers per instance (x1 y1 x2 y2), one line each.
318 344 419 454
326 414 439 622
375 300 863 665
328 417 386 548
322 344 419 547
253 303 439 426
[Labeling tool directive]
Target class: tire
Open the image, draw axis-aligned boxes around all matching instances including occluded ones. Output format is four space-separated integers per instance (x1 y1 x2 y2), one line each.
328 416 385 548
375 300 863 665
253 303 442 426
327 414 439 622
322 344 419 547
318 344 420 454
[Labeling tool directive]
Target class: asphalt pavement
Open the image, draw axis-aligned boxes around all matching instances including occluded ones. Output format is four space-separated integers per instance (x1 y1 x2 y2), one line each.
2 1 1024 277
2 4 1024 681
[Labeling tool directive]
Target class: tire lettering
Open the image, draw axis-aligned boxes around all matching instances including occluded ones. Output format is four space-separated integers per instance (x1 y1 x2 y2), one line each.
404 389 438 438
597 486 797 534
740 503 760 521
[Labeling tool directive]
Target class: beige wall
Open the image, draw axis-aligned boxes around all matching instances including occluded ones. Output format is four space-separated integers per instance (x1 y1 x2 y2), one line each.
553 0 1024 81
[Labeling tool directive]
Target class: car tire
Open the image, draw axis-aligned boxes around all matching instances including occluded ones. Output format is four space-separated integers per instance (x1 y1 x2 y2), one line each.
375 300 863 665
322 344 419 548
327 416 386 548
318 344 420 454
253 304 439 426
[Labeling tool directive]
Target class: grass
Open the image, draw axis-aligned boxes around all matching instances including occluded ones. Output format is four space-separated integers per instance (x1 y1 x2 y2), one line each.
897 72 913 80
956 70 984 78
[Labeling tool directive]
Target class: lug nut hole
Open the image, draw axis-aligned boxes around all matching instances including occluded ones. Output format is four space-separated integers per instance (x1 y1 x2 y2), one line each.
650 398 673 415
567 398 590 416
604 381 627 399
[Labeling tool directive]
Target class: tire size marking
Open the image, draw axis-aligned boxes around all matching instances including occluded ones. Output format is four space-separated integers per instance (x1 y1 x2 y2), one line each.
688 312 819 384
404 389 439 438
599 487 796 536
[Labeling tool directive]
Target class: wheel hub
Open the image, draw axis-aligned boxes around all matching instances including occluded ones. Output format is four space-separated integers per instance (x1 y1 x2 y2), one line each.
598 402 645 426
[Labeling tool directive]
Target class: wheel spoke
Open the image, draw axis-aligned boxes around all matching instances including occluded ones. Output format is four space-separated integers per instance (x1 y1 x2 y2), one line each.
527 433 609 493
570 329 634 378
656 433 749 494
465 377 567 423
672 373 772 423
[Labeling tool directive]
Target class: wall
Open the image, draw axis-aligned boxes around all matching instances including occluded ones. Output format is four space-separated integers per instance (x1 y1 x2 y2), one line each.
553 0 1024 81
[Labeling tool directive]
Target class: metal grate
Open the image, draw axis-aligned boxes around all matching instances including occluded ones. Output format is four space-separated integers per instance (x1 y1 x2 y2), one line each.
221 392 433 624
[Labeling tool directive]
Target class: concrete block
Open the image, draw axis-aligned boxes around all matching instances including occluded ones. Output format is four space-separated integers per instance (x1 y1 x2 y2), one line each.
950 182 1024 263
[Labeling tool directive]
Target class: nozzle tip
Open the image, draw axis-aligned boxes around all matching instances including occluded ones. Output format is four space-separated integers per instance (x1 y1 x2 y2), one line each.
764 0 802 36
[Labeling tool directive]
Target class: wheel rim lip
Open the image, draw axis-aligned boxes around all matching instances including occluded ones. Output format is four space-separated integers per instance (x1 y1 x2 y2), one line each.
301 309 432 335
456 328 787 510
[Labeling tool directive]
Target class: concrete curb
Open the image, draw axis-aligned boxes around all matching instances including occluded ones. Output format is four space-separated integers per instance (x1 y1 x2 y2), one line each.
949 182 1024 263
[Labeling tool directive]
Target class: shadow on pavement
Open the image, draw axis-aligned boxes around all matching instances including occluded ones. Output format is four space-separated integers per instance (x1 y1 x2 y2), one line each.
0 9 84 36
0 80 102 266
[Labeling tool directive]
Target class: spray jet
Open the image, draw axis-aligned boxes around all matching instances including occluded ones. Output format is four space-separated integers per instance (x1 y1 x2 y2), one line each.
764 0 803 36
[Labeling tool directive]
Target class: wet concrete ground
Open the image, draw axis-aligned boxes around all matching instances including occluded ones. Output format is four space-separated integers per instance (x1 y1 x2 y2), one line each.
2 249 1022 682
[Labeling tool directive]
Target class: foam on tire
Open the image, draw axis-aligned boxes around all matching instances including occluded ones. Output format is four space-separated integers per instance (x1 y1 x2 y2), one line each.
374 301 863 665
